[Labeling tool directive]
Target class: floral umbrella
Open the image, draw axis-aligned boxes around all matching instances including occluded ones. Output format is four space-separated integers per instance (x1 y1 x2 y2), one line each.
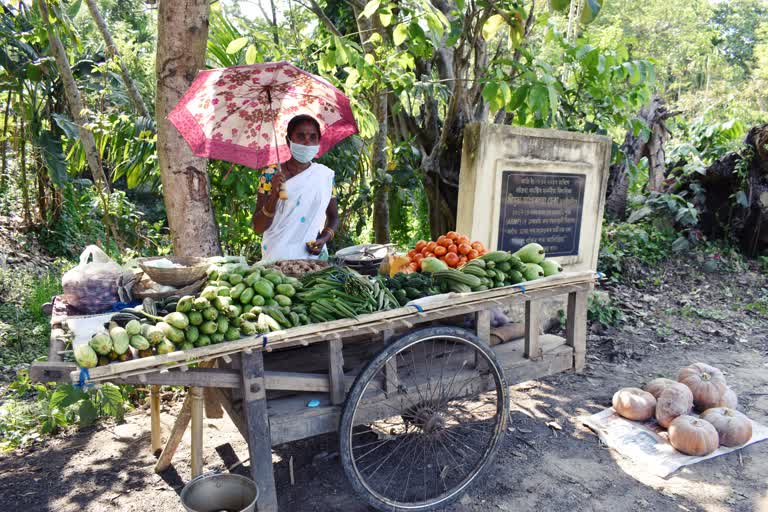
167 61 358 169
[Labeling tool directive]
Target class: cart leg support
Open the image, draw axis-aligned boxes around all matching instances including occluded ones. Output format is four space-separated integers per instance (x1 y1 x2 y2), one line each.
190 386 204 478
566 290 587 372
241 351 278 512
150 385 161 455
524 300 542 360
154 393 192 473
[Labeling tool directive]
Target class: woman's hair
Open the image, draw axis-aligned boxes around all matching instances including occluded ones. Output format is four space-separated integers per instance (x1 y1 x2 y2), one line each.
286 115 321 140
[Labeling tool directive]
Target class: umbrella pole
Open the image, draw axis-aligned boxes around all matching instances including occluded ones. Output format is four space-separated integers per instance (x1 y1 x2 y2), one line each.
268 87 288 201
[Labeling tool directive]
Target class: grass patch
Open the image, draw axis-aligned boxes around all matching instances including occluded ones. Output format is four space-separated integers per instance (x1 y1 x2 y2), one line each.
0 265 64 368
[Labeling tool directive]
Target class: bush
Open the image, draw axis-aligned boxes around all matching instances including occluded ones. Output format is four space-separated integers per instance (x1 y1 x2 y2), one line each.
598 221 677 278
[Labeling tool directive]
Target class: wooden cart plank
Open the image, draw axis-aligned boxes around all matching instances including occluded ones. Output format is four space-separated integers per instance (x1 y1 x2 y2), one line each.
240 351 278 512
64 272 596 383
328 339 345 405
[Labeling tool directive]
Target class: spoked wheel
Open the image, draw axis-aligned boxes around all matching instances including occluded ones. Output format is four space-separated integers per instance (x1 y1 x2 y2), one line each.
339 326 509 512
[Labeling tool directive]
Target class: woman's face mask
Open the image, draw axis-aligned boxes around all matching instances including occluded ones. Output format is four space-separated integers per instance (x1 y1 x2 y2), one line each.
289 141 319 163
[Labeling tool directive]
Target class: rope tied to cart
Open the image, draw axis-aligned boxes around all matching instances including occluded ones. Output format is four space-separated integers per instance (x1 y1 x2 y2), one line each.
76 368 93 390
513 283 526 294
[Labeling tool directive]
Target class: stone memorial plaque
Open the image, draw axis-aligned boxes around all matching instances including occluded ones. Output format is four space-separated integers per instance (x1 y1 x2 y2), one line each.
497 171 586 256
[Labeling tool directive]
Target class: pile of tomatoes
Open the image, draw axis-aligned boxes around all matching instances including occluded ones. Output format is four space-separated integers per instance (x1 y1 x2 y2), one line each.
406 231 487 271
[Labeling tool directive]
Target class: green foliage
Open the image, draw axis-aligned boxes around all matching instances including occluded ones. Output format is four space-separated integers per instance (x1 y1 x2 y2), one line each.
587 290 624 326
0 265 64 368
598 221 677 277
0 372 128 450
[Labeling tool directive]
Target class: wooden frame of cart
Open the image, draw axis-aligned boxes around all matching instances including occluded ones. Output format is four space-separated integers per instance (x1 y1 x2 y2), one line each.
32 270 594 512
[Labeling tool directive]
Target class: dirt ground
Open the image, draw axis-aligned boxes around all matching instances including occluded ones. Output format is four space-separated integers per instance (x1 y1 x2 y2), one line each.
1 258 767 512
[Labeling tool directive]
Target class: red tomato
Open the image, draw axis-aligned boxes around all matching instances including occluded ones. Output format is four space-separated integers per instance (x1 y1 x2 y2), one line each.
413 253 425 264
444 252 460 268
426 241 438 253
447 244 458 254
436 235 448 246
458 243 472 255
415 240 427 252
421 246 431 256
459 256 468 266
409 262 420 272
425 252 436 258
446 231 458 240
467 249 479 260
471 241 485 252
434 246 447 257
407 249 417 260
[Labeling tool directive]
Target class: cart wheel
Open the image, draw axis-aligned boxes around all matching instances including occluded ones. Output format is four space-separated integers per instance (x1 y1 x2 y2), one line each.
339 326 509 512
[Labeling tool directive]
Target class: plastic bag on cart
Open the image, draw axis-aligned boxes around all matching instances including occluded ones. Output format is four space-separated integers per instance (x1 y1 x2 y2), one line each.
62 245 132 313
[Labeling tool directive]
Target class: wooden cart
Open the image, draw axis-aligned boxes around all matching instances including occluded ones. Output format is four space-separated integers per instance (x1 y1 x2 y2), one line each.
31 270 595 512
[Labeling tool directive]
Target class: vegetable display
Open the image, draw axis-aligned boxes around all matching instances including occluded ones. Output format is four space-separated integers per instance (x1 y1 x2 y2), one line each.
73 239 564 369
406 231 487 271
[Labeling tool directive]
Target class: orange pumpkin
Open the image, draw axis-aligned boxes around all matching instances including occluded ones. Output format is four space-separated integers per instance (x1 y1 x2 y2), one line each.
643 378 678 399
612 388 656 421
668 415 719 456
700 407 752 447
656 383 693 428
678 363 727 412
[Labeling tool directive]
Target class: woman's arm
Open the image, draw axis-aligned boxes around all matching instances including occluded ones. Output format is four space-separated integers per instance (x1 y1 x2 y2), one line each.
307 197 339 255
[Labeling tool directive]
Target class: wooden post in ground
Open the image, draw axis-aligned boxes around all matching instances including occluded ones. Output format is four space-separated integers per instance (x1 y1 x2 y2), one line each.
241 351 278 512
524 300 541 360
190 386 204 478
566 290 587 371
474 309 492 368
150 385 162 455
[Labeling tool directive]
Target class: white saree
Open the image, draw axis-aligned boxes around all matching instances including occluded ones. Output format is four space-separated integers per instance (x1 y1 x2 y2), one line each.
261 162 334 262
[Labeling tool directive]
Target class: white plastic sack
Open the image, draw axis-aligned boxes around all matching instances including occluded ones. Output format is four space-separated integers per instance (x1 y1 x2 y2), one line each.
62 245 131 313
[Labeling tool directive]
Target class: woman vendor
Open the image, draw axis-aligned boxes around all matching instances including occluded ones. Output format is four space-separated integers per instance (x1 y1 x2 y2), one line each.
252 115 339 261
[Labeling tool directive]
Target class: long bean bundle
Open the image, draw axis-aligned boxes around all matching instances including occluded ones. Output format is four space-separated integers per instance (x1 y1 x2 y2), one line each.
298 266 400 322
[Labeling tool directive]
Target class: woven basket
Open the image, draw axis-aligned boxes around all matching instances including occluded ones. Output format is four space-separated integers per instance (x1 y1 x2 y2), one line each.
132 275 208 300
138 256 209 287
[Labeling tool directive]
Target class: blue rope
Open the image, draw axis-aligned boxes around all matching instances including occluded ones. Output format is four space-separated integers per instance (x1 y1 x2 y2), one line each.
596 271 606 280
513 284 527 294
409 304 424 313
77 368 92 389
262 335 268 348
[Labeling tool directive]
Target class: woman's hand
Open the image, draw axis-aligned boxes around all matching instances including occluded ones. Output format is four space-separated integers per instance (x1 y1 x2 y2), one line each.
269 170 287 201
306 233 331 255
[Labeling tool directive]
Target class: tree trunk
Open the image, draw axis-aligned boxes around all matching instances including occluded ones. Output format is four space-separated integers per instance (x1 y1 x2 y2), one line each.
155 0 222 257
352 2 390 243
371 93 390 244
38 0 111 195
0 91 11 197
18 102 30 226
84 0 151 118
605 96 678 219
681 124 768 255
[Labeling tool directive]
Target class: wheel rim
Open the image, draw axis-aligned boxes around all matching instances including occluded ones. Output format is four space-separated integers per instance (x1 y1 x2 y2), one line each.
344 333 507 510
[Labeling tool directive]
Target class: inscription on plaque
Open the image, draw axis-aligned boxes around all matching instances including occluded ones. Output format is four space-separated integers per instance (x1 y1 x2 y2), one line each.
497 171 585 256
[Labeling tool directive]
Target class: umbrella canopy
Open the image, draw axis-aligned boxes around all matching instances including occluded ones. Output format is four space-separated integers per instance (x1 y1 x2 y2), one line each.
168 61 358 169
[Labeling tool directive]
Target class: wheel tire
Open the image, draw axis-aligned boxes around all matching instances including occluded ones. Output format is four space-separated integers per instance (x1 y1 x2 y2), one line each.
339 326 509 511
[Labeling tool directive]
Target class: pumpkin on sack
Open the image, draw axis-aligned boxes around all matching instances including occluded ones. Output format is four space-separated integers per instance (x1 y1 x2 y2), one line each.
612 388 656 421
700 407 752 447
717 387 738 410
656 383 694 428
668 415 719 456
643 378 678 399
678 362 728 412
